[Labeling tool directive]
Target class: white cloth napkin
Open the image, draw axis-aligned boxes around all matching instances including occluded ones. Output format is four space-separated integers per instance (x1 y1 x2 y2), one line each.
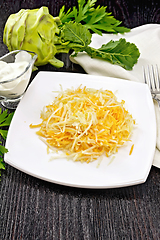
70 24 160 168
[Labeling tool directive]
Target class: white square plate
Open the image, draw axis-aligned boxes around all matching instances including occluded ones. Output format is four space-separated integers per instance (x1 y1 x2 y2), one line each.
4 71 156 188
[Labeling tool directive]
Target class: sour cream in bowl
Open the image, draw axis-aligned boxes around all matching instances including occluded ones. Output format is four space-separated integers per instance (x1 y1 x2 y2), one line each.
0 50 37 109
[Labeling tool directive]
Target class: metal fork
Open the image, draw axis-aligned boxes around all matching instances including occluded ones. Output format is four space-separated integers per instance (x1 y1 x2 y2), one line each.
143 65 160 107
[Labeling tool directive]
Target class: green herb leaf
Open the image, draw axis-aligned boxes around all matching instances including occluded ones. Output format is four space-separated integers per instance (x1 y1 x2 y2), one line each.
59 0 130 35
85 38 140 70
0 109 14 180
59 0 97 23
0 129 8 140
0 109 14 127
84 11 130 35
59 5 75 23
0 143 8 156
0 142 8 179
0 158 5 170
0 157 5 178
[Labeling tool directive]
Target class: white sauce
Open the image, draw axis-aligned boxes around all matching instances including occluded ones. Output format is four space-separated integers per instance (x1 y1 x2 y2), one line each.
0 61 29 82
0 51 33 98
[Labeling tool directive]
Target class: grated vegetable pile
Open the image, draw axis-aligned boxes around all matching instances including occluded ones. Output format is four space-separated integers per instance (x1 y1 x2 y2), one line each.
30 85 135 163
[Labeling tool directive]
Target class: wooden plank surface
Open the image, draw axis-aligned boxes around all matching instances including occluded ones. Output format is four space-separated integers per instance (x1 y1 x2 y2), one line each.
0 1 160 239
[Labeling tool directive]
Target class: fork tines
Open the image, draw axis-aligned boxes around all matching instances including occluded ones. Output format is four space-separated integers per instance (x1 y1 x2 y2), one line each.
143 65 160 94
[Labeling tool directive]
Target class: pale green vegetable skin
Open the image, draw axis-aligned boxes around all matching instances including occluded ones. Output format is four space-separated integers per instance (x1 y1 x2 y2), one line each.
3 7 64 67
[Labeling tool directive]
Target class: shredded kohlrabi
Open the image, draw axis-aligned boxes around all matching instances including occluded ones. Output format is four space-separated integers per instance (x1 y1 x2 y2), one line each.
30 85 135 163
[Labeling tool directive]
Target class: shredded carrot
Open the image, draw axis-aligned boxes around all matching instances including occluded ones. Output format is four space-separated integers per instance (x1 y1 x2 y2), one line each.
30 123 42 128
31 85 135 163
129 144 134 155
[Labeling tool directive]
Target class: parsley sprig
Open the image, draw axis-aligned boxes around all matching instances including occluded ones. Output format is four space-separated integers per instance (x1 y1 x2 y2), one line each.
59 0 130 35
0 109 14 179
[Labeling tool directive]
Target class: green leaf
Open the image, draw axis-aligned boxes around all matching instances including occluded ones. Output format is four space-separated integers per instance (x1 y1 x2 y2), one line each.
0 109 14 180
0 109 8 125
59 23 140 70
85 38 140 70
0 143 8 156
0 142 7 180
59 6 74 23
74 0 96 23
83 6 108 27
0 110 14 128
85 18 130 35
0 157 5 170
59 0 130 35
0 156 5 179
61 22 92 51
0 129 8 140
